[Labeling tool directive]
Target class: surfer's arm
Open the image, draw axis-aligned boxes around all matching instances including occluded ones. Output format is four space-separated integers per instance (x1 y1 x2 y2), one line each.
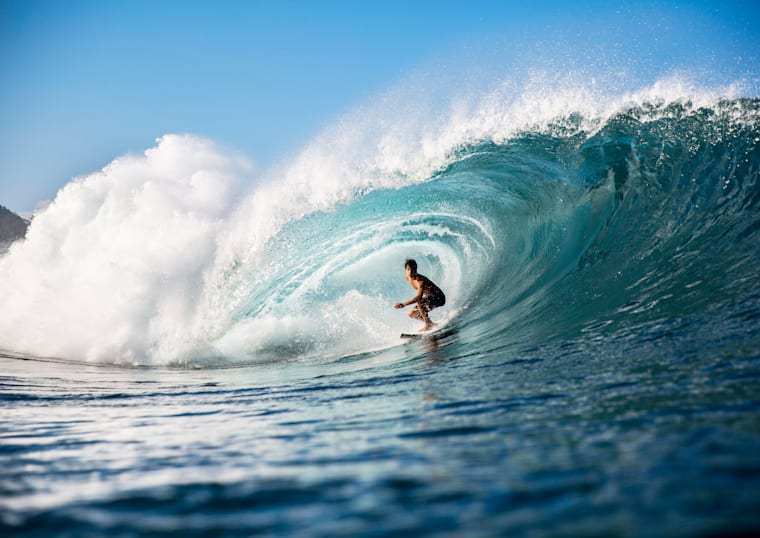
394 286 423 309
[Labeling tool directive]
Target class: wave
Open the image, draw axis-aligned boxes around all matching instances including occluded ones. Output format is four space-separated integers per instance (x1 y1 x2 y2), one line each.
1 75 758 366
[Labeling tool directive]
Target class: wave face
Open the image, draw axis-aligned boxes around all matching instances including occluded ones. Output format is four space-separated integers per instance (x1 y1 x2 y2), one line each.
1 80 759 366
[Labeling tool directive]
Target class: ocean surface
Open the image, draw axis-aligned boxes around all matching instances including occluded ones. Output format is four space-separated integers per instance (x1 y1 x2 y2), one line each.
2 82 760 536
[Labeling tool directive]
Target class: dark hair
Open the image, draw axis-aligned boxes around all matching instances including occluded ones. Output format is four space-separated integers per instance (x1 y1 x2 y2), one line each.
404 259 417 273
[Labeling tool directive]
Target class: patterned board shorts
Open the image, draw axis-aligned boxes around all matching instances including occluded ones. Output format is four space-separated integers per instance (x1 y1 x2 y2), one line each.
420 292 445 312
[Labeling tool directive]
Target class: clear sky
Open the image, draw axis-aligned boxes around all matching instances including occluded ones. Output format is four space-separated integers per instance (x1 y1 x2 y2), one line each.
1 0 759 214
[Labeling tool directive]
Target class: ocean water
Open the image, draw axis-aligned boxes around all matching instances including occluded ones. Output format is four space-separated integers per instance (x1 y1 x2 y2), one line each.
2 79 760 536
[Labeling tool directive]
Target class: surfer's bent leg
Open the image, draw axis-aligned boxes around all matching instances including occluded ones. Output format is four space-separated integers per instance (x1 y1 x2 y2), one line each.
416 299 435 332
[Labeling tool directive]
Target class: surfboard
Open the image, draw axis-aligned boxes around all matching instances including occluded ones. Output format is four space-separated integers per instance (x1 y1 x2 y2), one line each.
400 327 450 339
400 313 457 340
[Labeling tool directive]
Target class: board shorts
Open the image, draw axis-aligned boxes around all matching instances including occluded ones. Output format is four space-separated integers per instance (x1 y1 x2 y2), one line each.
420 291 446 312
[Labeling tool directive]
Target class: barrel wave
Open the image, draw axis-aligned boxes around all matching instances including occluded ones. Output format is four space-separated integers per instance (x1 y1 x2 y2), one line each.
1 82 759 368
192 93 760 367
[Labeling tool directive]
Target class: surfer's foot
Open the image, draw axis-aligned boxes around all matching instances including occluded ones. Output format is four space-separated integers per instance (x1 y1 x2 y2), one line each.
419 322 436 333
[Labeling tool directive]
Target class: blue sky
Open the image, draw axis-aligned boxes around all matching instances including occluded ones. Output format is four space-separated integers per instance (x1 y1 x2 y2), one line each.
1 0 759 214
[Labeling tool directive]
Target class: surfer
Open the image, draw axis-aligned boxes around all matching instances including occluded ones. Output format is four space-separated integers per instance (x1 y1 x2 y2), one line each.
394 259 446 332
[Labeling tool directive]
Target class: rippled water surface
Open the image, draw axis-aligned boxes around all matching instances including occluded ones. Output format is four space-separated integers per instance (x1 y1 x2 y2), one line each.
3 299 760 536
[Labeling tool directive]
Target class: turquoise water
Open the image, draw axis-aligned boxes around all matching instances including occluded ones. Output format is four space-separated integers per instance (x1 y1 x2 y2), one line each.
2 94 760 535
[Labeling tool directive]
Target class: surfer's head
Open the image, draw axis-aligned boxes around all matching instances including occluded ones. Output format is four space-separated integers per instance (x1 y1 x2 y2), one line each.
404 259 417 275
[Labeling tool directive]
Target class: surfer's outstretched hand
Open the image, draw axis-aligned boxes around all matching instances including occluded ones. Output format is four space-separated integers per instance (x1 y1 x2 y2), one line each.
394 303 404 309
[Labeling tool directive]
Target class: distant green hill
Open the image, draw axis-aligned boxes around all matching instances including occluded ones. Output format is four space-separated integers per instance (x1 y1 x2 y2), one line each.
0 205 29 253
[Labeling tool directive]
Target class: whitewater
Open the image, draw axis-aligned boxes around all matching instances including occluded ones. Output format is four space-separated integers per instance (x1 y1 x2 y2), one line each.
2 73 760 536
